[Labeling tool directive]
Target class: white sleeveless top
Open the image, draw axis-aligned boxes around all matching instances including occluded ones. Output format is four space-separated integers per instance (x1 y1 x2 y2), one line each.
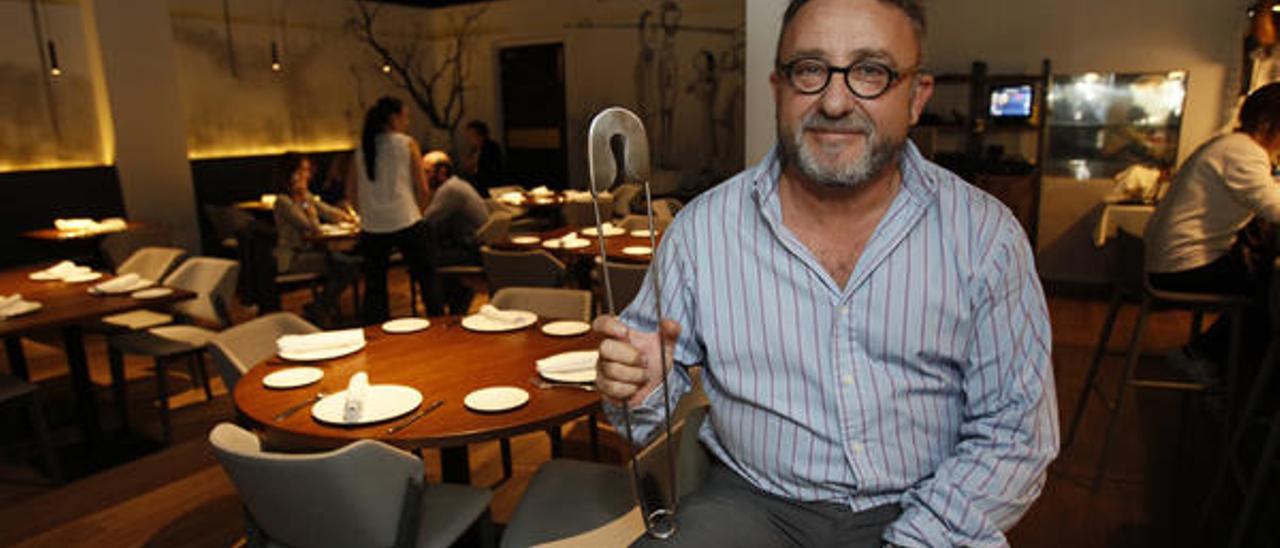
355 132 422 233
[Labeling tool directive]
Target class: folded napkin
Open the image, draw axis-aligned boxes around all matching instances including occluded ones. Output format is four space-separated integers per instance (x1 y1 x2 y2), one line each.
44 260 82 276
530 186 553 196
0 294 23 316
536 350 599 374
260 194 279 207
561 232 584 243
564 190 591 202
93 273 144 294
479 304 524 324
343 372 369 422
98 218 127 232
54 218 95 231
276 329 366 354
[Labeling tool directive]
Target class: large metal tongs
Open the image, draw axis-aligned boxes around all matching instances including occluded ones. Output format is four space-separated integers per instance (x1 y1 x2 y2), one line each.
587 107 677 540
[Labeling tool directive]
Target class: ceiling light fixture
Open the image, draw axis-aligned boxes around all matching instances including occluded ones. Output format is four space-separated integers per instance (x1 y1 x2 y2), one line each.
270 41 282 72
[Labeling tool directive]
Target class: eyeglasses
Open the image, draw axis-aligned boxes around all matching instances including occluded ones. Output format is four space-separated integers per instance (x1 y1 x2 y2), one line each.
778 57 919 99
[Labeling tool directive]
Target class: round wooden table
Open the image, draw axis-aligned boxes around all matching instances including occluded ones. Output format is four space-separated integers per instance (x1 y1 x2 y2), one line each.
233 318 603 483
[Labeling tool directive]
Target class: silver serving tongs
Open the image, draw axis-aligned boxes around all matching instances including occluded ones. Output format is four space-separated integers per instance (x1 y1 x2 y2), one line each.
588 107 677 540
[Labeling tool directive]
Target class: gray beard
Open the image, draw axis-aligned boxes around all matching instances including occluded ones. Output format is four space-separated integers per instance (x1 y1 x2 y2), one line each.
778 110 904 189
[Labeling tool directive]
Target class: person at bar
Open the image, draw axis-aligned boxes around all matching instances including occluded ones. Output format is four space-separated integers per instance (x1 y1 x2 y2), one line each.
421 150 487 314
593 0 1058 546
346 96 444 322
272 152 358 326
463 120 505 193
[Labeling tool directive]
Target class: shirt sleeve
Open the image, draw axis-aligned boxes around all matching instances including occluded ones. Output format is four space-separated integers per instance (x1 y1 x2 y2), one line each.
422 184 457 224
273 195 318 234
1219 137 1280 223
314 197 348 223
601 216 704 446
884 218 1059 547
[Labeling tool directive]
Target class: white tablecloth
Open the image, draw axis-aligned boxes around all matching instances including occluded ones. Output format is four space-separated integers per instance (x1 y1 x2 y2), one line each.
1094 203 1156 248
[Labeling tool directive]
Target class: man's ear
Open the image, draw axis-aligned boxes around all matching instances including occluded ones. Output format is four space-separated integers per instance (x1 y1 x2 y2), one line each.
908 73 935 125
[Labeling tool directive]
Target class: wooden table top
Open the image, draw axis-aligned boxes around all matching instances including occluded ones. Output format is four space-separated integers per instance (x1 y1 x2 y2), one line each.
499 226 660 264
234 320 603 451
0 266 195 337
21 221 145 242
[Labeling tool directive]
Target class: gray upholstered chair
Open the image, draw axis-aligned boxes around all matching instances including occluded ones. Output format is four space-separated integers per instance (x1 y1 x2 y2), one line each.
208 312 319 393
594 261 649 314
0 374 61 482
210 423 494 548
99 224 173 271
479 246 566 293
501 391 711 548
611 183 642 219
561 197 614 228
106 257 239 443
490 287 592 322
115 246 187 283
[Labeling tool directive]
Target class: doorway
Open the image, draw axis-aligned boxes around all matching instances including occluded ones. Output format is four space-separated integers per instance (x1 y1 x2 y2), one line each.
498 43 568 189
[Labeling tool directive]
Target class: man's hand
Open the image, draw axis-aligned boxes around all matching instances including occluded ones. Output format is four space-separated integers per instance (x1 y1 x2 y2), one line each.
593 315 681 406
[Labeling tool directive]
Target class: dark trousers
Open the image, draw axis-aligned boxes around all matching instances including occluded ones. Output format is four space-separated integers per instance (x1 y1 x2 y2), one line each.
359 222 442 323
632 462 900 548
1149 246 1271 365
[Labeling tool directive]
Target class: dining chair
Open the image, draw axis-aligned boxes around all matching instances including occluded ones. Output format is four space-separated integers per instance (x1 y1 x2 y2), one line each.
209 423 494 548
0 374 61 483
203 204 254 254
479 246 567 293
490 287 592 322
617 212 672 233
99 224 173 271
611 183 642 219
593 261 649 314
1063 229 1250 490
115 246 187 283
413 212 514 316
501 391 711 548
208 312 319 393
561 196 614 228
106 257 240 443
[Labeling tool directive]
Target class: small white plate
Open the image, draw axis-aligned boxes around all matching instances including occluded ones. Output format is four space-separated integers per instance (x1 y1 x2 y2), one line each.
581 226 626 237
278 340 367 362
461 310 538 333
131 287 174 299
0 301 42 318
541 320 591 337
62 272 103 283
262 367 324 389
510 235 541 245
622 246 653 256
91 278 154 295
464 386 530 413
630 229 657 238
543 239 589 250
382 317 430 334
537 350 598 384
312 385 423 425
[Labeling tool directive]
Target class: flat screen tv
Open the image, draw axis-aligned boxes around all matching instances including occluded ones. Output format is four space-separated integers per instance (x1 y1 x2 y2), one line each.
989 84 1035 120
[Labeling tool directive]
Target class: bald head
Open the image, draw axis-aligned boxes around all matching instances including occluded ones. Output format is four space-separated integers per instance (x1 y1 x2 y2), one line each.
777 0 927 66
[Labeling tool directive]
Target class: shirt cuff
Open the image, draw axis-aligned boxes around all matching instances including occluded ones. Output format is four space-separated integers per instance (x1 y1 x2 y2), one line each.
882 503 953 548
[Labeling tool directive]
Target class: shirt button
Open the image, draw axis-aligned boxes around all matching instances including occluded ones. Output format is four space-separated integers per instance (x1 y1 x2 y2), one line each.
842 374 853 386
850 442 863 454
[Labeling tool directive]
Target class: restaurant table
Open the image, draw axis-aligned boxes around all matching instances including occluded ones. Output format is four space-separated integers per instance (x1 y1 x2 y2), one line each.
233 200 275 213
20 220 146 243
1094 203 1156 248
233 319 603 484
499 226 661 264
0 266 195 446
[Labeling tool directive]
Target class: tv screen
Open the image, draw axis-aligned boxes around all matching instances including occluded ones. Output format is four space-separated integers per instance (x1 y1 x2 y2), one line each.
990 85 1034 118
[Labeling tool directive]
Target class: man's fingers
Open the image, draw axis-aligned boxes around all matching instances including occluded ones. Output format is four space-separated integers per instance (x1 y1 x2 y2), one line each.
600 359 648 384
593 315 629 339
599 339 640 366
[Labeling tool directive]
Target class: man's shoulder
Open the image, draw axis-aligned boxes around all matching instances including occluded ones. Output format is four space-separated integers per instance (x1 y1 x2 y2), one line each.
909 155 1027 249
677 165 759 218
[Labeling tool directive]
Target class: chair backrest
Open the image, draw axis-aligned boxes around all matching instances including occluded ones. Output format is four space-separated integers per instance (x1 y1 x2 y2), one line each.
100 225 173 271
611 183 642 218
480 246 566 293
209 312 319 391
209 423 422 548
163 257 240 328
475 211 513 246
651 198 683 221
491 287 593 321
116 247 187 282
631 396 710 505
561 198 614 228
596 262 649 313
1114 228 1146 296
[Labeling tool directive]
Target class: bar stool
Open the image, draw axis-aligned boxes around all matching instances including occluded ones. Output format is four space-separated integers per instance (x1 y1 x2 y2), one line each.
1064 229 1251 489
0 374 61 482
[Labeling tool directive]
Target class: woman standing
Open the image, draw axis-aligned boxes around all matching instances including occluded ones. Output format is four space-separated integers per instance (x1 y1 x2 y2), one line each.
346 97 442 322
273 153 358 326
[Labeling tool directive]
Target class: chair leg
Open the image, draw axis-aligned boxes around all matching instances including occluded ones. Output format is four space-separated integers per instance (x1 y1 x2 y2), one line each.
1093 295 1151 490
1227 413 1280 548
1065 289 1124 451
500 438 513 481
408 274 419 317
589 412 601 461
25 392 61 483
155 358 173 445
195 352 213 401
108 345 130 431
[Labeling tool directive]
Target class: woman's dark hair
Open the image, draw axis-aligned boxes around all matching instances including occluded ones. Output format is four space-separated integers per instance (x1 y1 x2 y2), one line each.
466 120 490 138
1239 82 1280 138
275 151 310 193
361 96 404 181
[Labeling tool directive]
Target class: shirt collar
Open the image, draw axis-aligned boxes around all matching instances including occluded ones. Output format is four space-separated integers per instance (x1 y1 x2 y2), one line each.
751 140 938 212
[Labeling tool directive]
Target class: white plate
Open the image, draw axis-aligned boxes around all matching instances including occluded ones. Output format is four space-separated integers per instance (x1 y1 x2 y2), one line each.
28 271 61 281
461 310 538 333
510 235 541 245
543 239 589 250
131 287 174 299
537 350 598 384
541 320 591 337
262 367 324 389
630 229 657 238
581 226 626 237
311 385 424 425
91 278 154 295
0 301 42 318
464 386 530 413
383 317 430 334
278 340 367 362
62 272 103 283
621 246 653 256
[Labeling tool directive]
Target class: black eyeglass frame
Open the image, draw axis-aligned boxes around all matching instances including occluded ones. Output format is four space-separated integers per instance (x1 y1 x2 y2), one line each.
777 57 921 100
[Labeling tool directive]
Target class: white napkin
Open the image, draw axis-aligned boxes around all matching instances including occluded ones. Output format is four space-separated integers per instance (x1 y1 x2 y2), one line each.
564 190 591 202
44 260 88 277
499 191 524 202
98 217 127 232
561 232 583 244
276 329 366 355
536 350 599 375
0 294 23 316
479 304 523 324
260 194 279 207
93 273 144 294
54 218 95 231
530 186 553 196
343 372 369 422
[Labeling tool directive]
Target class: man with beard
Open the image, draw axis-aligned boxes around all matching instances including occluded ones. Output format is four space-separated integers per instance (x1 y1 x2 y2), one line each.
593 0 1058 546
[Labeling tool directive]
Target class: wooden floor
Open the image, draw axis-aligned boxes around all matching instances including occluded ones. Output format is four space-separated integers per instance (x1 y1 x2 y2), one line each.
0 271 1254 547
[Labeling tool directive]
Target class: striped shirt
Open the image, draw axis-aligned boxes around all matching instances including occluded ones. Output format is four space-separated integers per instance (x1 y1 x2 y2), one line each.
608 143 1058 547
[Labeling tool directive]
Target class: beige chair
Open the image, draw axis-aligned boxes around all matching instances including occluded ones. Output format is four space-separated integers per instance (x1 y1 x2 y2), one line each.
594 261 649 314
116 247 187 283
561 197 614 228
436 212 514 279
611 183 642 219
502 390 711 548
491 287 592 322
0 374 61 482
100 224 173 271
210 423 494 548
107 257 240 443
208 313 319 392
480 246 567 293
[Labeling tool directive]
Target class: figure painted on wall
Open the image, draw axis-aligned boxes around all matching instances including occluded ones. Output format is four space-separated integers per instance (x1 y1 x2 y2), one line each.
634 10 661 132
685 50 719 166
656 1 681 168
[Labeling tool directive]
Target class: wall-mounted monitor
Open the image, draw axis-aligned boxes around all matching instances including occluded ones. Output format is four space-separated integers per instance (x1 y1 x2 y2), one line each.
989 84 1035 120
